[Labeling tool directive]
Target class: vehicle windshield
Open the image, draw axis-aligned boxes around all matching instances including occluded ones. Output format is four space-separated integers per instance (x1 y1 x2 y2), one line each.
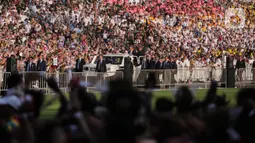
93 56 123 65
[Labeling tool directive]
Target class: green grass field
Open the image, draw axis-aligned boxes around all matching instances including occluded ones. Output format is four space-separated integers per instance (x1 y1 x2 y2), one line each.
40 88 240 119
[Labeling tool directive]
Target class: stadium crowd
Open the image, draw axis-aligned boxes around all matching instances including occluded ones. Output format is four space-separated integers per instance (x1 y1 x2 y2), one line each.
0 1 255 142
0 73 255 143
0 0 255 75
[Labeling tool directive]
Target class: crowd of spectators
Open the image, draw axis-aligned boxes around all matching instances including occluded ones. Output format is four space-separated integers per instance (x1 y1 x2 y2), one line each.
0 0 255 74
0 1 255 142
0 73 255 143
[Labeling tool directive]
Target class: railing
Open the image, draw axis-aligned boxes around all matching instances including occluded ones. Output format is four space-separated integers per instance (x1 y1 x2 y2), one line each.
235 68 255 87
0 72 11 92
132 68 226 88
0 71 124 93
0 68 254 93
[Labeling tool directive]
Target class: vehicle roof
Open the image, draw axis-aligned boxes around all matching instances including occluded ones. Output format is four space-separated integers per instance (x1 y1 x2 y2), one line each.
103 54 142 57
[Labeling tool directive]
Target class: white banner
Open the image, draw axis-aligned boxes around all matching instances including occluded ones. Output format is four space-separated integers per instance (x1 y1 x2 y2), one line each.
129 0 140 4
225 8 246 29
238 0 254 2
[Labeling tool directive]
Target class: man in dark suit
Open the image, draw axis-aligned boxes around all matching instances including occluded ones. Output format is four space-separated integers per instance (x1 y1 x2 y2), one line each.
138 57 149 83
37 55 46 72
75 55 85 72
154 57 162 84
96 55 107 86
25 57 36 86
161 57 170 69
37 55 47 88
155 57 162 70
227 55 235 87
25 57 37 72
96 55 107 73
141 56 150 69
6 55 18 73
124 57 133 83
162 57 170 86
236 56 246 82
3 55 18 90
169 57 177 86
148 57 156 69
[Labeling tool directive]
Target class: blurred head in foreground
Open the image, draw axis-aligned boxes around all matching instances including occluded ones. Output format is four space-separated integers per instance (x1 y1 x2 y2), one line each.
105 79 142 143
7 73 24 90
175 86 194 113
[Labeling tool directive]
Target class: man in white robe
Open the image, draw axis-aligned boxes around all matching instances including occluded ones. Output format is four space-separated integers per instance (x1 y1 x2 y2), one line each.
212 57 222 81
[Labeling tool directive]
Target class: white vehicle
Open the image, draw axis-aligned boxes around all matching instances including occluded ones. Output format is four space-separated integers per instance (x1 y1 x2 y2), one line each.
83 54 142 77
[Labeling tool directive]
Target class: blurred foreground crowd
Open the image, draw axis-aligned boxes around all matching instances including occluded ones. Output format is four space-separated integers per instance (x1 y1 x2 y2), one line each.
0 73 255 143
0 0 255 73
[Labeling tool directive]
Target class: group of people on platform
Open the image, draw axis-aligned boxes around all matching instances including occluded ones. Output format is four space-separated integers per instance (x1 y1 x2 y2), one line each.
127 54 255 85
1 52 255 88
3 53 87 74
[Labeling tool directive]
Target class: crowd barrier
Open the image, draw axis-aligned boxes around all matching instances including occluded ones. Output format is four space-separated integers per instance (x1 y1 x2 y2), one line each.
0 71 124 93
132 68 224 88
0 68 254 93
133 67 255 88
0 72 11 92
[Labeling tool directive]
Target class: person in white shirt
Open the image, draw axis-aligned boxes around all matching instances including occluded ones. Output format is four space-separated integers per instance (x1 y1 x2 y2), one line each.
25 22 31 34
103 31 108 43
65 58 74 81
98 16 104 25
193 58 203 82
183 57 191 82
212 57 223 81
53 57 58 67
177 56 190 82
246 57 254 80
83 16 90 26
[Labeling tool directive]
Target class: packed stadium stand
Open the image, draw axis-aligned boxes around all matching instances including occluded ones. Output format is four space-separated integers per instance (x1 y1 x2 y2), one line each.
0 1 255 143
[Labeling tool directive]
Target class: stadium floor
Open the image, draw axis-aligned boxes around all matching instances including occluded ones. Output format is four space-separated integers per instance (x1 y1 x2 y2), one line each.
40 88 239 119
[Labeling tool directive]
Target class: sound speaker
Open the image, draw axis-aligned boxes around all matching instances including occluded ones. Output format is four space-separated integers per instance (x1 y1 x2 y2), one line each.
226 56 235 88
6 56 17 73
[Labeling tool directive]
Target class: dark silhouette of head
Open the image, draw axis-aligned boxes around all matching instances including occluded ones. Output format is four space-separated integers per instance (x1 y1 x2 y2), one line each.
175 86 194 113
236 88 255 109
7 73 23 89
155 97 174 113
